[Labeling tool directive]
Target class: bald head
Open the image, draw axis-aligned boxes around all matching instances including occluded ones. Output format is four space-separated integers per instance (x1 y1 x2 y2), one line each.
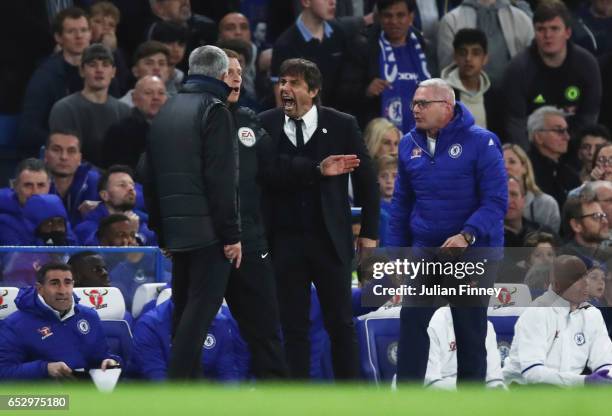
132 75 167 119
218 12 251 43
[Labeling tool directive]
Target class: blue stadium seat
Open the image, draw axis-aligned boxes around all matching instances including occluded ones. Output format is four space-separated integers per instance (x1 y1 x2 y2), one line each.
100 319 133 365
356 316 400 383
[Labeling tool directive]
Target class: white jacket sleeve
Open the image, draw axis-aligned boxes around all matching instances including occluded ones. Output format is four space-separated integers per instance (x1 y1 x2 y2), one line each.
587 309 612 373
424 324 455 390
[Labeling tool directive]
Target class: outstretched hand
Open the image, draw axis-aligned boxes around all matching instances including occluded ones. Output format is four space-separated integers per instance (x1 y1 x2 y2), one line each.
320 155 360 177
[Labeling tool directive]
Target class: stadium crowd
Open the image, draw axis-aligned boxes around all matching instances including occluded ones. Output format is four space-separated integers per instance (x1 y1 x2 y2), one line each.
1 0 612 388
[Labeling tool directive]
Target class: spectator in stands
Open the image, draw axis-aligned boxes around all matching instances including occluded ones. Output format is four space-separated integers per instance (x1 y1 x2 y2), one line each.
89 1 130 96
44 130 101 226
441 28 497 131
19 8 91 154
145 0 217 66
586 263 607 305
341 0 429 132
103 76 167 170
75 165 156 246
503 143 560 232
561 195 610 262
120 41 170 107
49 44 131 168
270 0 349 110
377 155 397 247
527 106 580 208
572 0 612 57
131 300 244 381
503 0 601 149
68 251 110 288
96 214 137 247
577 125 611 182
0 158 50 216
0 262 121 380
503 255 612 386
437 0 533 87
218 13 259 102
425 306 505 389
150 21 189 96
363 118 401 159
522 232 557 290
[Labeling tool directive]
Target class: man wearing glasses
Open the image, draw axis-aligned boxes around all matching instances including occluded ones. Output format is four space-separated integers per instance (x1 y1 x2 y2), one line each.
561 194 611 263
387 78 507 386
528 106 580 208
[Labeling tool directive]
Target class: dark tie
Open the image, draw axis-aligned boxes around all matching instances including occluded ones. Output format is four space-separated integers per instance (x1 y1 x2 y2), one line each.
291 118 304 148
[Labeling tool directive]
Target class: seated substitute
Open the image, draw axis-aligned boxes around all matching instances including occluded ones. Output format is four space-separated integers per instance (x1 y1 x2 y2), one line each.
503 255 612 386
0 262 121 380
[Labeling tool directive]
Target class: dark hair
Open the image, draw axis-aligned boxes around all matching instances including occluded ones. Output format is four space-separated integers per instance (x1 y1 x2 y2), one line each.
533 0 572 28
376 0 416 13
68 250 100 267
90 1 120 23
523 231 558 248
133 41 170 66
578 124 612 143
96 213 130 241
453 28 488 54
46 129 82 150
216 39 252 64
279 58 322 104
52 7 88 35
150 21 188 44
222 48 240 60
561 193 597 238
36 262 72 284
14 158 50 182
98 165 134 193
592 143 612 170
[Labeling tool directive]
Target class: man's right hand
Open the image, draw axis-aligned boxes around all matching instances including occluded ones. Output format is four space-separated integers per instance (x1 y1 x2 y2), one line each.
585 369 612 385
320 155 360 176
47 362 74 379
224 242 242 269
366 78 392 97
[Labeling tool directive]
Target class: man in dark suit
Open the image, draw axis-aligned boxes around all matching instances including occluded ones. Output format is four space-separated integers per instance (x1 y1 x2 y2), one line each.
258 58 379 379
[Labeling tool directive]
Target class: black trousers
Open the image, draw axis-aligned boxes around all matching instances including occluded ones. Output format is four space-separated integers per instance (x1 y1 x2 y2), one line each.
168 244 231 380
396 258 498 385
272 231 358 380
225 250 288 379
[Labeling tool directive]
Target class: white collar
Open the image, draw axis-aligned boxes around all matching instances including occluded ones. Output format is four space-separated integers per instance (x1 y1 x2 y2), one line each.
284 105 318 129
38 294 75 322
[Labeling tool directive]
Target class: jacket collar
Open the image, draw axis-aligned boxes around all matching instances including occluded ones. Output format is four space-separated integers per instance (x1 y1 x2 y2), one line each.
182 74 231 101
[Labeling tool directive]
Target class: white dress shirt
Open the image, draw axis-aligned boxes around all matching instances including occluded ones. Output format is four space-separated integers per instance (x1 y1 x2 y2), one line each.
283 105 318 147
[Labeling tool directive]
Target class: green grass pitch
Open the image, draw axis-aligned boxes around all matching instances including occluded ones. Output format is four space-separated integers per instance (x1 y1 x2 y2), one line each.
0 383 610 416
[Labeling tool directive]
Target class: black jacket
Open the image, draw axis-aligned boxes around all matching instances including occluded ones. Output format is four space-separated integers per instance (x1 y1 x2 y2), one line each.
146 75 240 251
231 105 268 254
258 106 379 263
102 107 149 170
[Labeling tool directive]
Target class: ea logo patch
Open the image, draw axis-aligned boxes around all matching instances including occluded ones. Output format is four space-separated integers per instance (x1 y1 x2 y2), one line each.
387 341 398 365
449 144 462 158
574 332 586 346
77 319 90 335
238 127 256 147
203 334 216 349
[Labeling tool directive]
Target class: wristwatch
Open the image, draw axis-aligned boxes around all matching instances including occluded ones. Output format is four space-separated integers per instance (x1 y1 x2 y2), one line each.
460 231 475 245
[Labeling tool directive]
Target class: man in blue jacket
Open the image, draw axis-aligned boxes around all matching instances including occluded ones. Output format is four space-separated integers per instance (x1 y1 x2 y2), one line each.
387 78 507 385
0 262 120 380
131 300 246 381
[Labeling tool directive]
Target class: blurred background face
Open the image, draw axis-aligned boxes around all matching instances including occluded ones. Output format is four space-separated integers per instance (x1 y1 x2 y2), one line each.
586 268 606 299
575 202 609 243
101 173 136 211
503 149 526 180
72 254 110 287
45 133 82 178
534 114 569 157
305 0 336 21
596 186 612 220
90 14 117 43
454 44 488 79
157 0 192 23
56 17 91 56
14 170 50 206
592 0 612 16
379 1 414 45
133 76 167 119
534 16 571 57
224 58 242 104
102 220 137 246
378 167 397 201
219 13 251 43
164 41 186 67
133 53 169 81
529 242 555 266
81 59 116 91
505 179 525 222
579 135 607 170
595 146 612 180
377 129 400 157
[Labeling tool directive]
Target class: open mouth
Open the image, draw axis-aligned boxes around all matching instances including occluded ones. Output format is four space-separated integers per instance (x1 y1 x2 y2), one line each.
282 94 296 112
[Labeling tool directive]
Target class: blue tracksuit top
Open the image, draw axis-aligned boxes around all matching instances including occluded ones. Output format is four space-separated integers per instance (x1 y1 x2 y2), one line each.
386 102 507 250
0 286 121 380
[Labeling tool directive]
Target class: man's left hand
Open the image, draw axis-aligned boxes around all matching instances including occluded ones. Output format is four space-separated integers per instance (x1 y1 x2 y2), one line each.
101 359 119 371
356 237 377 259
441 234 469 248
320 155 360 176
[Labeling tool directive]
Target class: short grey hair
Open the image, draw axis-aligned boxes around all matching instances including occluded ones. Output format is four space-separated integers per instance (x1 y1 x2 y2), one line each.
527 106 566 142
418 78 455 106
188 45 229 79
584 180 612 199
